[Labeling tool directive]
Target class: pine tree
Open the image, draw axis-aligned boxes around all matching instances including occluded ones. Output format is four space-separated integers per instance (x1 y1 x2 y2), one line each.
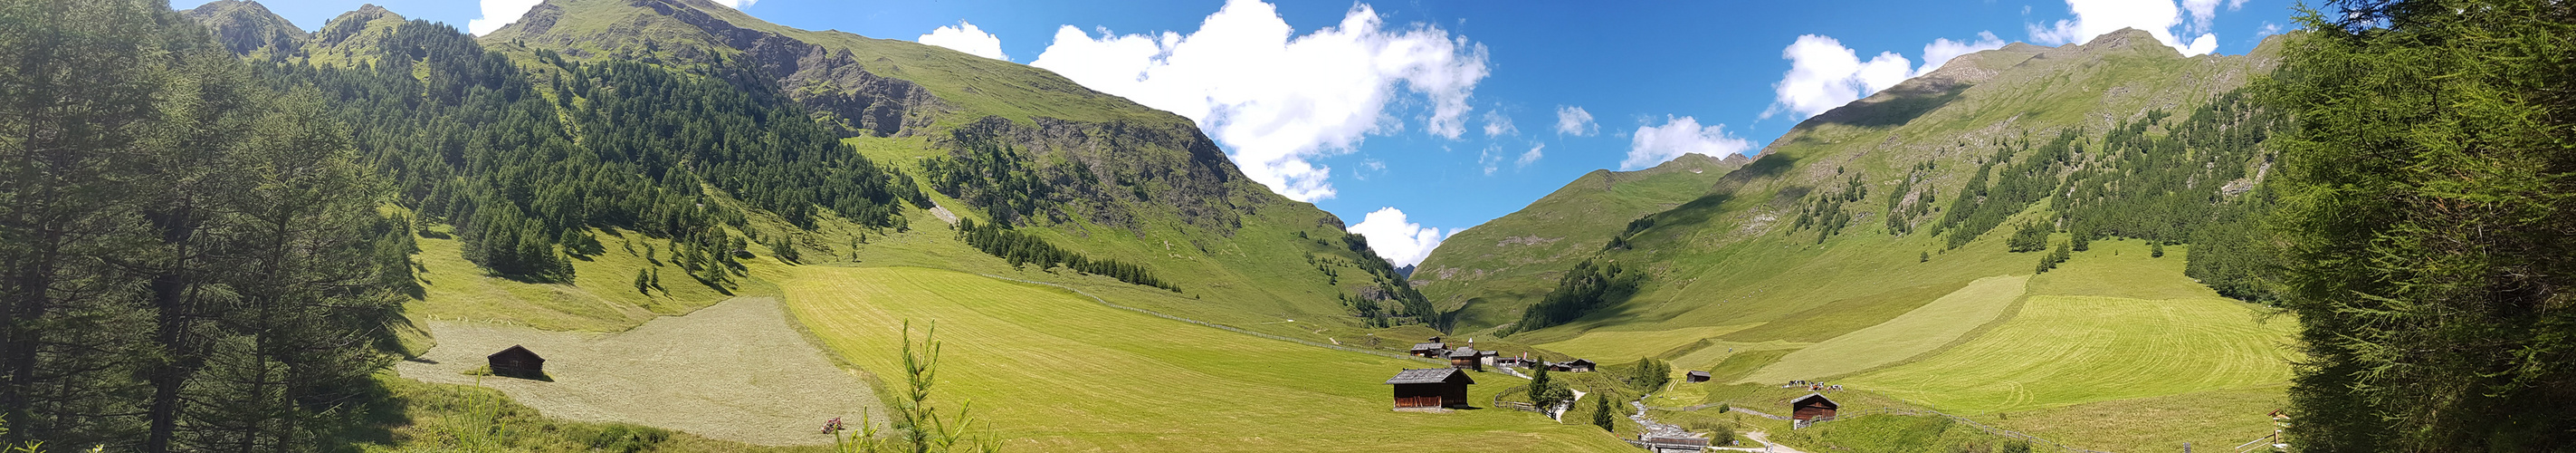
1590 393 1615 431
2266 0 2576 448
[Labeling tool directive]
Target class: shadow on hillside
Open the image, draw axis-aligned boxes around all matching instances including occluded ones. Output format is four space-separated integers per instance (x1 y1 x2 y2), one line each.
1794 83 1970 130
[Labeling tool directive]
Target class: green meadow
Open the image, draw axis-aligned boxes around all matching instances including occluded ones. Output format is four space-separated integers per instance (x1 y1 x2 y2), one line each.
778 265 1634 452
1843 294 2295 414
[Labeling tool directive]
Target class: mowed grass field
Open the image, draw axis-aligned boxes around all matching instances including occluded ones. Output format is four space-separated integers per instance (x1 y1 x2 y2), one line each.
1738 275 2027 384
1534 323 1760 361
780 265 1634 452
1842 294 2295 414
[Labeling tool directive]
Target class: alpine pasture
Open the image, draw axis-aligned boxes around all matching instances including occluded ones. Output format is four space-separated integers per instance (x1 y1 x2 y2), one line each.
779 265 1635 452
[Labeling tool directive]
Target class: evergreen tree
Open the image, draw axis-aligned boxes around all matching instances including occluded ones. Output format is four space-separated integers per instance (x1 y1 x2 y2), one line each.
0 3 406 448
2266 0 2576 448
1590 394 1615 431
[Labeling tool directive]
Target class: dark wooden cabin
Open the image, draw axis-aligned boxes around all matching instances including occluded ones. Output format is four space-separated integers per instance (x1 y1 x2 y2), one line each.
1790 392 1839 421
1408 342 1448 357
1562 358 1596 372
1446 348 1484 371
488 345 546 379
1686 371 1712 382
1385 368 1475 409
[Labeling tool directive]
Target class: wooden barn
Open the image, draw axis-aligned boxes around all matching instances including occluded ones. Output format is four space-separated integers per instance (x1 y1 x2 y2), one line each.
1409 342 1448 358
1789 392 1839 421
1549 358 1595 372
1686 371 1712 382
488 345 546 379
1446 348 1484 371
1384 368 1475 410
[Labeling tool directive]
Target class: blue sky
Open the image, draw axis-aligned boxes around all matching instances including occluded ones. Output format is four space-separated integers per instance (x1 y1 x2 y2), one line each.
218 0 2302 267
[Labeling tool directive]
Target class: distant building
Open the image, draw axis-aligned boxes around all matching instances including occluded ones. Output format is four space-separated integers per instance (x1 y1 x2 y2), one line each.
1563 359 1595 372
1790 393 1839 421
1495 355 1529 368
1686 371 1712 382
1385 368 1475 410
1408 342 1448 357
1447 348 1484 371
1477 350 1500 368
488 345 546 379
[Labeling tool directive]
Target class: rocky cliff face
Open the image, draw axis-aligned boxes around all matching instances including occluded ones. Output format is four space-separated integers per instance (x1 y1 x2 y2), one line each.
498 0 943 139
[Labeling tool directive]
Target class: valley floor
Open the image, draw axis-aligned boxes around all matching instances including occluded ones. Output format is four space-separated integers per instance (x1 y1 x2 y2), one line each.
395 297 880 446
779 265 1636 452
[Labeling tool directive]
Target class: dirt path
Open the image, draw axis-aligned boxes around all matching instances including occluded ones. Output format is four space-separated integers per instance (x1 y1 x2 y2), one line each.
396 297 881 446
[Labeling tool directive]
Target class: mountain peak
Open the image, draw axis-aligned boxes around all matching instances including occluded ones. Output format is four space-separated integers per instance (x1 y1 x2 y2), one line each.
182 0 306 59
2078 27 2177 55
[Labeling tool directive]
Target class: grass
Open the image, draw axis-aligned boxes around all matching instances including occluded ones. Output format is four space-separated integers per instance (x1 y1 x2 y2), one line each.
408 226 758 333
1842 294 2296 414
1737 275 2027 384
347 375 811 453
1974 383 2289 453
1412 154 1743 332
778 265 1635 452
1766 414 2027 453
1714 280 1973 343
1533 323 1760 361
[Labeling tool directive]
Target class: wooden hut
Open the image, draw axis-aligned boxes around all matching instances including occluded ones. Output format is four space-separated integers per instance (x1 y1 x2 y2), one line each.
488 345 546 379
1385 368 1475 409
1408 342 1448 357
1563 358 1596 372
1686 371 1712 382
1789 392 1839 421
1446 348 1484 371
1476 350 1500 368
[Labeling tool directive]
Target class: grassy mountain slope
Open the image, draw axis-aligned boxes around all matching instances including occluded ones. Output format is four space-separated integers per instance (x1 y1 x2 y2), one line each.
1420 30 2284 339
1414 29 2298 449
1415 152 1749 333
475 0 1432 333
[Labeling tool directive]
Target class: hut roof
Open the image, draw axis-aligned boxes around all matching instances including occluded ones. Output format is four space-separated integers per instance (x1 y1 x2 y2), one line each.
1410 342 1447 351
1447 348 1482 359
489 345 542 361
1687 371 1712 378
1566 358 1595 366
1791 392 1839 409
1384 368 1475 385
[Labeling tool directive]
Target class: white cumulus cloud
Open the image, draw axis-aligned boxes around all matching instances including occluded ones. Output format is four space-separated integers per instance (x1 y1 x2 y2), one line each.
919 21 1008 61
1347 207 1449 268
1765 32 2007 120
471 0 750 36
1030 0 1490 202
1555 105 1597 136
1516 143 1544 168
1483 111 1517 137
1765 34 1913 120
1623 116 1751 170
2026 0 2219 56
1918 31 2008 75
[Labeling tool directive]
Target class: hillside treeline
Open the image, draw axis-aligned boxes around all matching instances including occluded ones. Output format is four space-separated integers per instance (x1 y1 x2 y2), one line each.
2267 0 2576 449
0 1 404 448
274 21 925 284
1512 259 1643 333
953 218 1177 292
1915 92 2285 301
